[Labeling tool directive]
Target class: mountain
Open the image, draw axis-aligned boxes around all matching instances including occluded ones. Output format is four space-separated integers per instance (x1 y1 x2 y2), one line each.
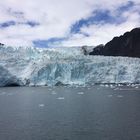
89 28 140 58
0 43 4 46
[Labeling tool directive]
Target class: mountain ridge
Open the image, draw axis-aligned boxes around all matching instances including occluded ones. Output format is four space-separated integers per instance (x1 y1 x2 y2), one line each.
89 28 140 58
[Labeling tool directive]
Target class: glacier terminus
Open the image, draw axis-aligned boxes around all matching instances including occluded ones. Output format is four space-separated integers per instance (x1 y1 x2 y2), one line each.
0 45 140 87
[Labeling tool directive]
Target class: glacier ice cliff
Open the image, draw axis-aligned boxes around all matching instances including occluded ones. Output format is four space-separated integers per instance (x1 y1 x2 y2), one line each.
0 45 140 87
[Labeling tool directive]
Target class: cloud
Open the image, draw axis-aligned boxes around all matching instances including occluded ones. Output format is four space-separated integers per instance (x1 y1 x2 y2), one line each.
54 1 140 47
0 0 140 47
33 37 66 48
0 20 39 29
0 21 16 28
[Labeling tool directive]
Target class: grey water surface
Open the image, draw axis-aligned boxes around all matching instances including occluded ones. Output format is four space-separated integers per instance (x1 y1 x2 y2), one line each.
0 85 140 140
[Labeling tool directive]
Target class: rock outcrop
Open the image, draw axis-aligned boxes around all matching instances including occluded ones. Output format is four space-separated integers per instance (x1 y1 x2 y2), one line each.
89 28 140 58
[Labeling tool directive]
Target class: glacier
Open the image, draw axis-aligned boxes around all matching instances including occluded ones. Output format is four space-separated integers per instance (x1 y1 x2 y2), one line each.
0 45 140 87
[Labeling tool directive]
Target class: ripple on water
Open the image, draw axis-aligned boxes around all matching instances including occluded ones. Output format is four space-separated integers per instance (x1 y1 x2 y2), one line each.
0 92 6 95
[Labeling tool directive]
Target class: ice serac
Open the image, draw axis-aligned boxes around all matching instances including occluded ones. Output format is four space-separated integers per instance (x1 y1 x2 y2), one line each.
0 45 140 87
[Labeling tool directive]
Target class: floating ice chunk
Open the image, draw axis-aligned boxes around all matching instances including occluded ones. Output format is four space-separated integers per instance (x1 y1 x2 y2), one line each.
117 84 122 87
57 97 65 100
110 84 115 88
117 95 123 98
127 84 131 87
131 84 136 87
39 104 45 107
77 92 84 95
48 88 52 91
104 84 109 87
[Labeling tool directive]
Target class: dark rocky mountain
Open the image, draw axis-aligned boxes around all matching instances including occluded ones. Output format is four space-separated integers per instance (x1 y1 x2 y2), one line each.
89 28 140 58
0 43 4 46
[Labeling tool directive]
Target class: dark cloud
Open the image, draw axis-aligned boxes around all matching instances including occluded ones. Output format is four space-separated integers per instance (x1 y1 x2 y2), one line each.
7 8 24 19
0 21 16 28
25 21 40 27
0 20 40 28
118 1 135 12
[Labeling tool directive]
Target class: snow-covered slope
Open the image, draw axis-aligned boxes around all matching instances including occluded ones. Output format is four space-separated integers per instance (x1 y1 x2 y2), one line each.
0 45 140 86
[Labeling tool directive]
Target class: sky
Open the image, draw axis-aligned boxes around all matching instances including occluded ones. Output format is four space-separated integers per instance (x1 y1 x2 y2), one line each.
0 0 140 47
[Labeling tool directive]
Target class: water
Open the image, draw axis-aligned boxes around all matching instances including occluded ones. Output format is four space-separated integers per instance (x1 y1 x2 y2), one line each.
0 86 140 140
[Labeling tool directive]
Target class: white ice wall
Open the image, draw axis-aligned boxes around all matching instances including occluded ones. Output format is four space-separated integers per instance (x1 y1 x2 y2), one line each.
0 46 140 86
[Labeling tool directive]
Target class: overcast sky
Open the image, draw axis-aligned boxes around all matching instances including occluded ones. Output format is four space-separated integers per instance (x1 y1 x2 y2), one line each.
0 0 140 47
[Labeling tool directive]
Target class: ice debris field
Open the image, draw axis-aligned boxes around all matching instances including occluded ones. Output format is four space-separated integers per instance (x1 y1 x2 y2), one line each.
0 45 140 87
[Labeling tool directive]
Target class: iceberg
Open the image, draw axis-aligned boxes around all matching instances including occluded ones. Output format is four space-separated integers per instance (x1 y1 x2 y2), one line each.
0 45 140 87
